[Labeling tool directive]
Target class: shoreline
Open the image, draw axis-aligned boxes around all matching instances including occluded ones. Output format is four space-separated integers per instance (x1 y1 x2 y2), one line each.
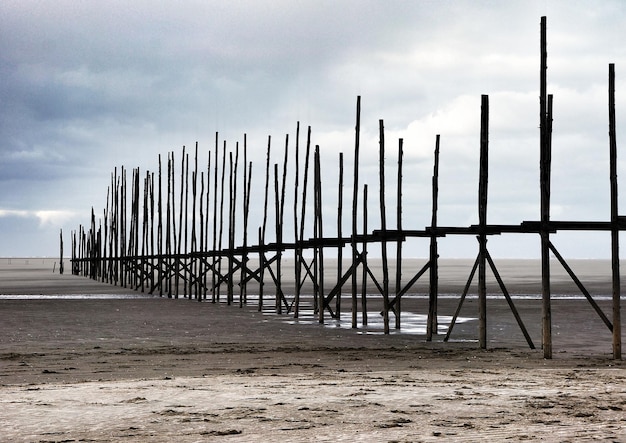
1 258 625 441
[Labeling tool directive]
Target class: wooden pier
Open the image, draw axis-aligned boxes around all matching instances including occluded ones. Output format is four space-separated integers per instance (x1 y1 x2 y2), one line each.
67 17 621 359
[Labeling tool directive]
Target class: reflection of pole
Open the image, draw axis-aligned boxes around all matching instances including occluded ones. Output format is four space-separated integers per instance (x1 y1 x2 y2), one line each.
478 95 489 349
609 63 622 360
427 135 440 340
539 16 552 359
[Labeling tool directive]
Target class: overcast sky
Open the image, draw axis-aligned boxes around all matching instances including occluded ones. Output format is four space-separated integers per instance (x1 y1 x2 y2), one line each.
1 0 625 260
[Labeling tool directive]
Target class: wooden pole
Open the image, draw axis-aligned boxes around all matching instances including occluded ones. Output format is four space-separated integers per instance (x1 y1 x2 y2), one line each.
212 133 219 303
274 163 281 312
478 94 489 349
192 143 199 299
609 63 622 360
177 146 186 297
198 169 205 300
337 152 344 318
217 141 227 302
240 137 249 307
259 137 271 311
157 159 163 296
59 229 64 274
539 15 552 359
277 136 289 313
204 151 211 300
351 96 361 328
184 151 190 297
296 127 312 317
121 167 126 288
395 138 403 329
379 120 390 334
293 123 301 317
241 153 252 307
315 145 325 323
166 156 173 296
362 184 368 326
427 135 440 340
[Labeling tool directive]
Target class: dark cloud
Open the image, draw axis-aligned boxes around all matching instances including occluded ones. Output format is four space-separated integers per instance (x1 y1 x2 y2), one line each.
0 1 625 257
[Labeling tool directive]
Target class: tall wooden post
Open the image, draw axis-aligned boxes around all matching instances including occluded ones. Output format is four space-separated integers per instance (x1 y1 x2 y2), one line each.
315 145 325 323
539 16 552 359
293 123 301 316
296 128 312 317
212 133 219 303
379 120 390 334
277 137 289 313
362 184 368 326
259 137 271 311
427 135 440 340
351 96 361 328
337 152 344 318
217 142 227 302
609 63 622 360
59 229 64 274
240 138 250 307
478 95 489 349
395 139 403 329
157 160 163 296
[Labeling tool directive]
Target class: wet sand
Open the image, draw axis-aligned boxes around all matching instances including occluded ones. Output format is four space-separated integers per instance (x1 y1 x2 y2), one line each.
1 258 625 441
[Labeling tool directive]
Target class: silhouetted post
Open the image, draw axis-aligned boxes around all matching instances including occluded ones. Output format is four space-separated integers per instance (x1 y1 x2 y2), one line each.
337 152 344 318
240 138 249 307
295 127 312 317
217 142 227 302
478 94 489 349
259 137 271 311
198 170 205 300
184 150 191 298
204 151 211 299
59 229 64 274
274 163 281 312
176 147 186 297
149 171 155 293
540 16 552 358
157 157 163 296
427 135 440 340
293 123 301 316
241 155 252 306
212 133 219 303
351 96 361 328
140 172 148 292
166 156 173 297
379 120 390 334
257 227 264 311
315 145 325 323
362 184 368 326
192 144 200 299
609 63 622 360
228 144 239 305
276 136 288 313
395 139 403 329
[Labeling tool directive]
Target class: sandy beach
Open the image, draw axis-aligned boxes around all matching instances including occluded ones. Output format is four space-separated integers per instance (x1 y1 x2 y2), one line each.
1 258 625 441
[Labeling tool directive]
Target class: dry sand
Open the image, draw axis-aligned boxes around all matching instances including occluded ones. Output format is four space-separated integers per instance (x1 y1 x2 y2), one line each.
1 258 625 442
